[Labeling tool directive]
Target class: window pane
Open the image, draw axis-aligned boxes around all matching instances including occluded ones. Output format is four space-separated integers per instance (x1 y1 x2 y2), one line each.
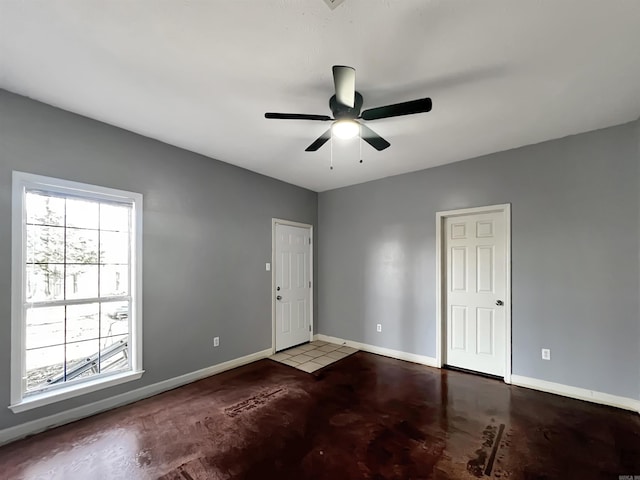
26 264 64 302
26 306 65 350
66 198 99 229
26 225 64 264
100 204 130 232
101 231 129 264
100 265 129 297
100 334 129 373
26 192 65 227
66 339 101 381
25 307 64 349
26 344 64 392
101 301 130 337
65 265 99 299
66 303 100 343
66 228 99 264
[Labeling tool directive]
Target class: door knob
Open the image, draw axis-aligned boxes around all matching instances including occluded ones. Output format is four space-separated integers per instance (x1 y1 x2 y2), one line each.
496 300 504 306
276 295 282 300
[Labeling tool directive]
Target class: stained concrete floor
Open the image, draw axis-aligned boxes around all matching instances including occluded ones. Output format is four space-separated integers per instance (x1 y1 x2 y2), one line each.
0 352 639 479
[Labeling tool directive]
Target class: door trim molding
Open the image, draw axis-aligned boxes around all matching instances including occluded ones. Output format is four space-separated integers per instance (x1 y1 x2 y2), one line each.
271 218 314 354
435 203 512 383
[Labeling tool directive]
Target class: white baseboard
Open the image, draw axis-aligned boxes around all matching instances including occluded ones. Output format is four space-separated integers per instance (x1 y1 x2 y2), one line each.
0 348 272 446
315 334 438 368
511 375 640 413
315 334 639 413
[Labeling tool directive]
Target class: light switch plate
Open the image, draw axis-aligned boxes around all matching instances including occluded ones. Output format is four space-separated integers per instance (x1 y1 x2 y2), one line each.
265 263 271 271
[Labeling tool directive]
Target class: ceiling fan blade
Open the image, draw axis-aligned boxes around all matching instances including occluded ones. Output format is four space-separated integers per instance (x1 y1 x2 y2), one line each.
305 129 332 152
361 98 432 121
332 65 356 108
360 124 390 151
265 113 332 121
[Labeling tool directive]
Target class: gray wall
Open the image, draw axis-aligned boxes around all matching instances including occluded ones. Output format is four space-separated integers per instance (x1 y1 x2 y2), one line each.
0 90 317 431
637 118 640 397
318 121 640 400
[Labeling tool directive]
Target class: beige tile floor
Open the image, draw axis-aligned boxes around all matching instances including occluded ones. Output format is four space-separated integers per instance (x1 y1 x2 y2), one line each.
270 340 359 373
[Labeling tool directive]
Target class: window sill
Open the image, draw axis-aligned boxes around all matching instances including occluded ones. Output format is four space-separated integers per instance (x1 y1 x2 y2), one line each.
9 370 144 413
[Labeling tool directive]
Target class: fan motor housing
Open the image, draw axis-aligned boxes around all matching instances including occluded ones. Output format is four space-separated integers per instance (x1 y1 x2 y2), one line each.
330 91 363 119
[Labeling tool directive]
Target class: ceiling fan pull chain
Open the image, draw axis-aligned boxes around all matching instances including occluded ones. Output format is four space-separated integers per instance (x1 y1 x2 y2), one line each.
359 128 363 164
330 131 334 170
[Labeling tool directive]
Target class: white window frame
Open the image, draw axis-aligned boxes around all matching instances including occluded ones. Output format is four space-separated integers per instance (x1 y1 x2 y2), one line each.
10 172 144 413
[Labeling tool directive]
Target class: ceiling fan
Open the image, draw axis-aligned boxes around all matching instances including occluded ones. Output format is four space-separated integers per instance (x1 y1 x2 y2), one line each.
265 65 432 152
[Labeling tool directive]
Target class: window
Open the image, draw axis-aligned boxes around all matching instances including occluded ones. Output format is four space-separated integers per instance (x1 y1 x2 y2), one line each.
10 172 143 412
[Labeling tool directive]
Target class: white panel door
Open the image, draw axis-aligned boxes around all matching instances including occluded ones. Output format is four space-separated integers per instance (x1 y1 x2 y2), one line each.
275 224 311 351
445 211 506 376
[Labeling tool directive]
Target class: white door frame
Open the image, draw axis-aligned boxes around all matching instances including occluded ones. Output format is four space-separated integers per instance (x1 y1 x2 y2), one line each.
271 218 314 354
435 204 512 383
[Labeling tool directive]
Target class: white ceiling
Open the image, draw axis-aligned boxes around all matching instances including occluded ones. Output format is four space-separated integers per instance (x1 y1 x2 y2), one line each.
2 1 640 192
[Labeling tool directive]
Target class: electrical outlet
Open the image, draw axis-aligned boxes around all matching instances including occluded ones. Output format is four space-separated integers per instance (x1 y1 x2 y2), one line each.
265 263 271 271
376 324 382 333
541 348 550 360
214 337 220 347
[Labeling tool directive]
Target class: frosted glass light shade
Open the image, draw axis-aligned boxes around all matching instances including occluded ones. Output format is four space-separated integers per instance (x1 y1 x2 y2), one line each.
332 120 359 139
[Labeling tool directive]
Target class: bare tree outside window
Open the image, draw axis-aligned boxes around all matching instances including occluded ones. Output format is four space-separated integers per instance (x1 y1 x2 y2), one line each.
26 195 101 300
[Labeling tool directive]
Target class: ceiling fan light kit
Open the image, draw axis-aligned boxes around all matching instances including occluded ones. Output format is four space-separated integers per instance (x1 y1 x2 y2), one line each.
265 65 432 164
332 119 359 139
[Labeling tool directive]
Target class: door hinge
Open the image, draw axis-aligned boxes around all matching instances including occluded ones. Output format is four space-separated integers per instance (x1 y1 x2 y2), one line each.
309 281 311 288
309 238 312 245
309 325 311 332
